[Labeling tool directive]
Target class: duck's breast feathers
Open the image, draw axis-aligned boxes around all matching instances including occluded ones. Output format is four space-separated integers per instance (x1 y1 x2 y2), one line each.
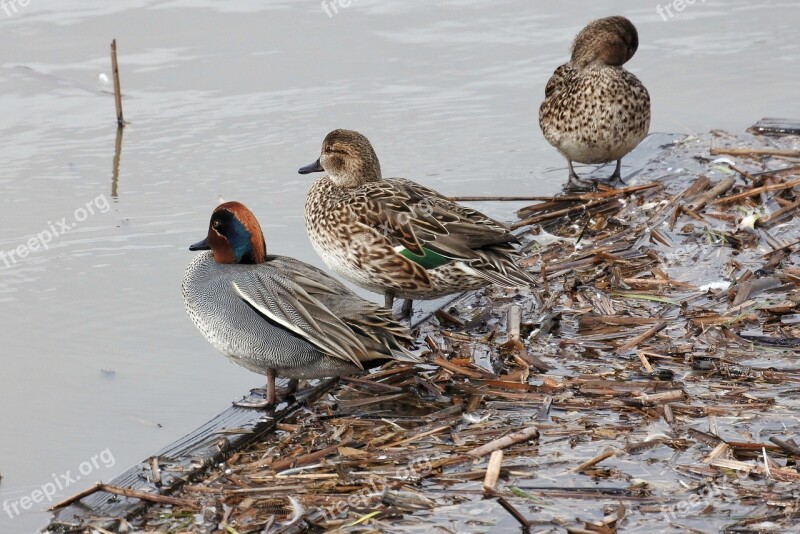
351 178 518 263
231 263 369 369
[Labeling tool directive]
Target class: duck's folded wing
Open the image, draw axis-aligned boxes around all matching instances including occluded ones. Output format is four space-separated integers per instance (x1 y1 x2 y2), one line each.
231 269 368 369
356 180 518 261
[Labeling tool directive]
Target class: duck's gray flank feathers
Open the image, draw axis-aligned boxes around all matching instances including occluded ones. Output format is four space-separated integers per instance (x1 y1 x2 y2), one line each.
183 201 415 404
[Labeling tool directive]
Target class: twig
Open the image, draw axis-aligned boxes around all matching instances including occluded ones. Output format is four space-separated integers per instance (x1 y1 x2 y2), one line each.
511 198 615 230
638 352 654 373
507 305 521 341
615 320 668 354
758 197 800 226
432 356 493 379
710 147 800 158
496 496 531 530
434 308 464 327
518 183 659 207
540 262 549 293
483 450 504 492
272 441 356 472
466 426 539 459
769 437 800 456
648 175 709 227
621 278 696 290
725 163 757 183
449 196 553 202
688 176 736 210
149 457 162 487
49 483 196 511
626 389 686 406
571 449 615 473
713 178 800 204
110 39 124 127
380 425 451 449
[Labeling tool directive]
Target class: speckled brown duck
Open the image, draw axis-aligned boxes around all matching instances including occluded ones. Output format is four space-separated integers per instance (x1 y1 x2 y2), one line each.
539 16 651 184
299 129 536 319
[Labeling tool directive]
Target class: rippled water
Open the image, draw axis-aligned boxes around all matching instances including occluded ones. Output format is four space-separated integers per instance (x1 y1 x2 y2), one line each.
1 1 798 530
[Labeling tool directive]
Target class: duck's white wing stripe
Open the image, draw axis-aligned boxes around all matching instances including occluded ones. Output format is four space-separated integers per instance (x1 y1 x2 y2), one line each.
232 280 364 369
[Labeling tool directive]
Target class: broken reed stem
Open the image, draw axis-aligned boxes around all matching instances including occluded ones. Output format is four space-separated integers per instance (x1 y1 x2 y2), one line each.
272 441 356 472
713 178 800 204
615 320 668 354
637 351 654 373
496 496 531 529
111 39 124 127
149 457 162 486
467 426 539 460
449 196 552 202
483 450 504 492
507 305 521 341
432 356 491 379
710 147 800 158
769 437 800 456
380 425 451 449
571 449 616 473
516 183 660 220
49 483 196 511
758 197 800 226
511 198 614 230
688 176 736 210
628 389 686 406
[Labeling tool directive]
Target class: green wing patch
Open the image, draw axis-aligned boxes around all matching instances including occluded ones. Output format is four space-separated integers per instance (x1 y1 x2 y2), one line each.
395 245 451 270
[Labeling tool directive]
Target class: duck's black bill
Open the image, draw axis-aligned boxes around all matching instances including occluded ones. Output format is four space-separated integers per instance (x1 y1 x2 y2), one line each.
298 159 324 174
189 237 210 251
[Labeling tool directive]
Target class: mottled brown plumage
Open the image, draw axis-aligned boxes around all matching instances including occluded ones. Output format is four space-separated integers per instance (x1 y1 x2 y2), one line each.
300 129 535 318
539 16 650 184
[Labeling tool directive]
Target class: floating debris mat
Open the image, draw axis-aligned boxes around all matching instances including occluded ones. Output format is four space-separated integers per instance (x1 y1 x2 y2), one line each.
48 125 800 533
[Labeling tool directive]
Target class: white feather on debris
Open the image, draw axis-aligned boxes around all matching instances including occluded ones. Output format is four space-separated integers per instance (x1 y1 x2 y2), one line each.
698 281 731 291
279 496 305 526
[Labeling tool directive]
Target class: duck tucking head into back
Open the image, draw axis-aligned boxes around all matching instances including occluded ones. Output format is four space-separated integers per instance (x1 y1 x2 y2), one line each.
539 15 650 187
570 15 639 68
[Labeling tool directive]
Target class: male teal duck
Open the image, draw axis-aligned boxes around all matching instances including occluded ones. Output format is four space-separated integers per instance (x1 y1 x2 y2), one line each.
299 129 536 318
182 201 415 405
539 15 650 184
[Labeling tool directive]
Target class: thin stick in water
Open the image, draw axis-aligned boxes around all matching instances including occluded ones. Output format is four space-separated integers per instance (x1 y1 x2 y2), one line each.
111 39 124 126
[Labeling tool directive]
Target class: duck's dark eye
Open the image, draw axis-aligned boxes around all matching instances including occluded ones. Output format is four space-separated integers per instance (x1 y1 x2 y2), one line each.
324 145 333 153
212 220 222 230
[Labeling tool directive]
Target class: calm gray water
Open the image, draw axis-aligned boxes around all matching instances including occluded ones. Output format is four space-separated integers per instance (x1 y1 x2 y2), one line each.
1 0 798 531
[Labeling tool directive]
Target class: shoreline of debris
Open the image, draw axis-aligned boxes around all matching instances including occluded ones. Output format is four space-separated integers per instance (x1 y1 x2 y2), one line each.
49 120 800 533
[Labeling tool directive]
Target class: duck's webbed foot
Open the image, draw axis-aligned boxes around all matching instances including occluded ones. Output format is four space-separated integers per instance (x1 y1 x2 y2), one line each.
564 160 596 192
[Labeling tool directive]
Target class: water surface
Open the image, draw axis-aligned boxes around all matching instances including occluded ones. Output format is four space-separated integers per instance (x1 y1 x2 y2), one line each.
1 1 798 531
